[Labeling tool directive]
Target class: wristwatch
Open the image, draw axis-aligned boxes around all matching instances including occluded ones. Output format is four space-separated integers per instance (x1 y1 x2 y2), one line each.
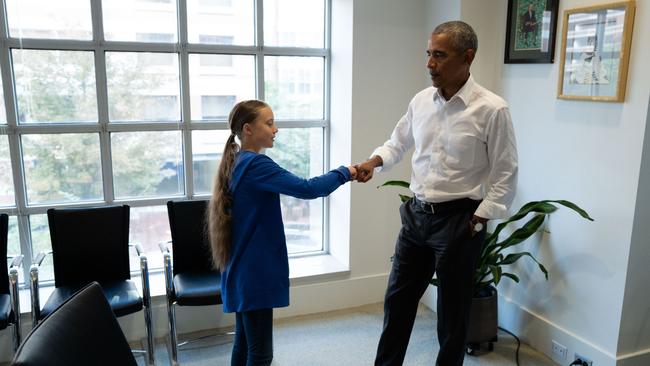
472 221 484 233
471 217 485 233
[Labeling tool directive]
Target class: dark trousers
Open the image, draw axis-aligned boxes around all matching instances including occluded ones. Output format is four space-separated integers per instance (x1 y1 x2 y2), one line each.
231 308 274 366
375 198 485 366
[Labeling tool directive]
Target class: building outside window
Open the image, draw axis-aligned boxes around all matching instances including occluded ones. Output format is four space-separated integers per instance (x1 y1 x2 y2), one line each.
0 0 330 285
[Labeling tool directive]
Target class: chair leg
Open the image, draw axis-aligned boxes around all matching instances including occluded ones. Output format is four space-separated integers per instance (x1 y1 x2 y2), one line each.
167 301 179 366
144 303 155 365
9 268 22 352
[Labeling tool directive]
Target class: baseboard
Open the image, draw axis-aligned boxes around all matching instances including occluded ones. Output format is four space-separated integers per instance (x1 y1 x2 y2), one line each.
497 294 618 366
421 286 625 366
617 348 650 365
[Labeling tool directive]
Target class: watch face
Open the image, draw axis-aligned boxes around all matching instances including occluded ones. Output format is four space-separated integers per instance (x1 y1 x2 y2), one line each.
473 222 484 232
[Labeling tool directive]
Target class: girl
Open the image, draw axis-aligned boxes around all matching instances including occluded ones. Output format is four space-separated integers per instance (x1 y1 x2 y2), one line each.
208 100 356 366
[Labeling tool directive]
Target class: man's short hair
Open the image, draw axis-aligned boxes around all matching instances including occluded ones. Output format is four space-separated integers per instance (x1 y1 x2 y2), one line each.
433 21 478 53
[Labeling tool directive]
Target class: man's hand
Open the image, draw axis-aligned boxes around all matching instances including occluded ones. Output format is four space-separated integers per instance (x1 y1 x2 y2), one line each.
355 156 383 183
469 215 488 237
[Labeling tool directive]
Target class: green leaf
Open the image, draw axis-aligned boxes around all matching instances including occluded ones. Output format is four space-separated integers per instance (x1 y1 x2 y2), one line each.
489 265 502 285
498 251 548 280
377 180 411 189
399 194 412 203
546 200 594 221
494 214 546 251
485 201 558 244
501 272 520 283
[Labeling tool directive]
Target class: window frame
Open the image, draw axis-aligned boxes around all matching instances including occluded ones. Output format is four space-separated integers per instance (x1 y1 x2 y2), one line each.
0 0 332 287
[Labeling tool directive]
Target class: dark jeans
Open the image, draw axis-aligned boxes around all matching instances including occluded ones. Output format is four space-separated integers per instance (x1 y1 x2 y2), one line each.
231 308 274 366
375 198 485 366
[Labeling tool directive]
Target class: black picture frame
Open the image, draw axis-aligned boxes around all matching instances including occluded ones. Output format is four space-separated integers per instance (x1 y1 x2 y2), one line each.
504 0 560 63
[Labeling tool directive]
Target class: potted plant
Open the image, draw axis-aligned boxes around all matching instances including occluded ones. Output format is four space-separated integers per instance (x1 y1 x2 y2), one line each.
379 180 593 353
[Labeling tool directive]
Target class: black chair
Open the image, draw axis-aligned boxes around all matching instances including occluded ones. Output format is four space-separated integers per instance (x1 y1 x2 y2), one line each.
12 281 138 366
160 199 226 365
29 205 154 365
1 213 23 354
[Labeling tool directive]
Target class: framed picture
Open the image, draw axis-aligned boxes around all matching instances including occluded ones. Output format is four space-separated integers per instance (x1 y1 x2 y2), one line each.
557 1 636 102
504 0 559 63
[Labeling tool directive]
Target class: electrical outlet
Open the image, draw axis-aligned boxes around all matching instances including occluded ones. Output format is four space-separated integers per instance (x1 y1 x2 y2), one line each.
551 340 567 359
574 352 593 366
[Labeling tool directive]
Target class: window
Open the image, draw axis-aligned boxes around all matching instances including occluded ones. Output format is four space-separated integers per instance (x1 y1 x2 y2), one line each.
201 96 236 120
199 0 232 7
0 0 330 286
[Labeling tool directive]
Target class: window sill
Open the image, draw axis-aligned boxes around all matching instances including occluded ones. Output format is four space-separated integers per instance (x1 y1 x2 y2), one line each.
16 254 349 315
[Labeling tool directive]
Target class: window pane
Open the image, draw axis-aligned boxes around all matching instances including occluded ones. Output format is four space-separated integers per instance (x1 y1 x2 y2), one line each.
189 54 255 121
7 216 20 257
265 128 324 254
111 131 184 199
103 0 178 42
6 0 93 40
22 134 103 205
264 56 324 120
0 74 6 123
106 52 180 122
0 136 15 207
6 216 23 283
129 205 169 272
264 0 324 48
30 214 54 283
13 50 98 123
187 0 254 45
192 130 229 194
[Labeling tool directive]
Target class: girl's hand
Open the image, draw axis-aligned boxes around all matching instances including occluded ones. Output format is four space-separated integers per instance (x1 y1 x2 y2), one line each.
348 165 358 181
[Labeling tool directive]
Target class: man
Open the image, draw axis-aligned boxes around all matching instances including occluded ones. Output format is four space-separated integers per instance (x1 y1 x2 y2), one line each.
356 21 518 365
522 3 537 46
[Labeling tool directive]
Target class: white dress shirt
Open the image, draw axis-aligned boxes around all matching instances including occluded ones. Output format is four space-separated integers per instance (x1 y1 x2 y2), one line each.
372 76 518 219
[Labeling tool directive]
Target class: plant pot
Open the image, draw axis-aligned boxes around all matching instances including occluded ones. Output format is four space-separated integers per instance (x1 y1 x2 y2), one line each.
466 285 498 348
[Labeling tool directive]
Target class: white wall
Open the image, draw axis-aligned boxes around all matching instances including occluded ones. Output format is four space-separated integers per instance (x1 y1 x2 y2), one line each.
465 0 650 365
348 0 422 279
618 93 650 362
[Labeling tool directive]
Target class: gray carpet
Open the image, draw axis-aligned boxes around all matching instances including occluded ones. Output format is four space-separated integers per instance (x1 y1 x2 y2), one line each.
137 302 557 366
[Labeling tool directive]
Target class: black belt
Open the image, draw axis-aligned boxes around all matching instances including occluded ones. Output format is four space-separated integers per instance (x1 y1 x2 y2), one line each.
414 197 480 215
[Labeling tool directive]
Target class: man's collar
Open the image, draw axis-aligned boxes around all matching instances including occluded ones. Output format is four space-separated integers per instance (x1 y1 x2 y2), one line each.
433 75 475 106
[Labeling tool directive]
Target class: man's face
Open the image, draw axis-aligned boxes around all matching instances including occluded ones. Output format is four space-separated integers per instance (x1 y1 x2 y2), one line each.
426 33 472 93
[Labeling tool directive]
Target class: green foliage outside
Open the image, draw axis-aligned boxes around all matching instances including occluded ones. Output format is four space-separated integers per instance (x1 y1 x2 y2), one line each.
6 50 179 204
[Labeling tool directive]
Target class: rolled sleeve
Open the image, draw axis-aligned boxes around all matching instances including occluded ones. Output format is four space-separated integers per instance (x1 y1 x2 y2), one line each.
476 107 518 220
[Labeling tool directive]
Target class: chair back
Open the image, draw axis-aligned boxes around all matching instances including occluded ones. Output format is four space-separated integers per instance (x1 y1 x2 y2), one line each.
47 206 131 288
1 213 8 295
11 281 137 366
166 200 215 275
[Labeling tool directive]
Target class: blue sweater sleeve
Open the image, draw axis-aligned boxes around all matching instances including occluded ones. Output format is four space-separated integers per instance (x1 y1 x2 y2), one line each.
248 155 350 199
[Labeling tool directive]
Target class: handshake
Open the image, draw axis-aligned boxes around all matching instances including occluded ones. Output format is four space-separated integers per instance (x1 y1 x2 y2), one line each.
347 155 383 183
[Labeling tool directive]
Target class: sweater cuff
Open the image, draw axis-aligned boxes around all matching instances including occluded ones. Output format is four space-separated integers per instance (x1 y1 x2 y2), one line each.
334 166 351 182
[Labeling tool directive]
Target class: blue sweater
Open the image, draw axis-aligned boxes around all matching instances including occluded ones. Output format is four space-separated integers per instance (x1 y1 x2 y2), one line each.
221 151 350 313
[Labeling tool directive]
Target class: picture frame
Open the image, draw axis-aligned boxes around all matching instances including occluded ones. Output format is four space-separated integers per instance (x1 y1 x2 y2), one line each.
504 0 560 63
557 1 636 102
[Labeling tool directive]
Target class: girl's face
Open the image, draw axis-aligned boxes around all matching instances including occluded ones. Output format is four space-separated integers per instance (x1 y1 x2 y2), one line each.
243 107 277 152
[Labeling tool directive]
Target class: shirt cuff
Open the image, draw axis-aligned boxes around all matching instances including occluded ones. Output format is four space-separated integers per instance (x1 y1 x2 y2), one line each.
474 199 508 220
370 148 391 173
